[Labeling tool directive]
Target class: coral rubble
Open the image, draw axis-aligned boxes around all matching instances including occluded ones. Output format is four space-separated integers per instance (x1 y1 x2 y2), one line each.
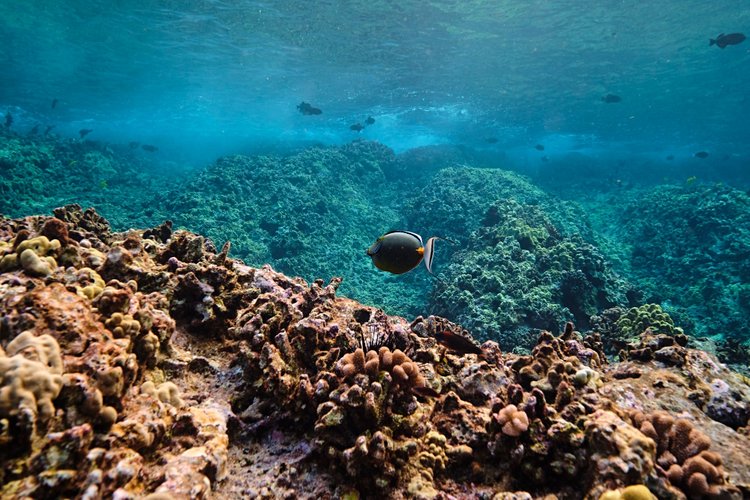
0 206 747 499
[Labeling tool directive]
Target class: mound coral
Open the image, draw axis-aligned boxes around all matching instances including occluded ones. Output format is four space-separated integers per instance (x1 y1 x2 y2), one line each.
0 332 64 449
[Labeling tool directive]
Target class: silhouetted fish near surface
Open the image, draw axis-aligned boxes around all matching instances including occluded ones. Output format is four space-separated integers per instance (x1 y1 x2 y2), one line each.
79 128 93 138
51 98 58 109
365 116 375 125
4 112 12 128
485 137 499 144
350 123 365 132
666 155 674 161
694 151 709 159
602 94 622 103
141 144 159 152
535 144 545 151
541 155 549 162
44 125 55 135
367 230 448 276
297 101 322 115
710 33 746 48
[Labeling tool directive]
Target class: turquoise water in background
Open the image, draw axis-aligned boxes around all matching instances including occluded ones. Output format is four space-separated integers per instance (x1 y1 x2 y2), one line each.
2 1 749 166
2 1 750 360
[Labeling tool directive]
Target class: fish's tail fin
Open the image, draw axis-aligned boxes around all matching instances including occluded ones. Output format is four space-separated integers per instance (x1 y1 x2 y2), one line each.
423 236 457 275
710 38 715 46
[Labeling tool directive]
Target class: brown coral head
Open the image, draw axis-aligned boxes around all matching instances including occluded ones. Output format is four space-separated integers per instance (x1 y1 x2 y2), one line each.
391 349 407 366
507 383 524 405
40 218 70 246
562 321 575 339
352 348 366 372
11 229 31 251
686 472 710 496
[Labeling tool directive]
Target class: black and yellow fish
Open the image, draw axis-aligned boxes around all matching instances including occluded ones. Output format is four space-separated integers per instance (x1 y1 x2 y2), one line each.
366 231 445 275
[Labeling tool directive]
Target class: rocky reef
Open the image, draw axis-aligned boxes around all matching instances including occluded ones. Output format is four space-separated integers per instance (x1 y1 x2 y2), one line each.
430 198 637 352
0 206 748 499
0 128 172 230
577 183 750 342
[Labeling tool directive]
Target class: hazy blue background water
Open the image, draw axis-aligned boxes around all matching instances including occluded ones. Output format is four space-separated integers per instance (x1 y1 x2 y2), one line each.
2 1 749 168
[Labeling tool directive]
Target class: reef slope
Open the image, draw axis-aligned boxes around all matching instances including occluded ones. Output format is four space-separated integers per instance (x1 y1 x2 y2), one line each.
0 207 748 499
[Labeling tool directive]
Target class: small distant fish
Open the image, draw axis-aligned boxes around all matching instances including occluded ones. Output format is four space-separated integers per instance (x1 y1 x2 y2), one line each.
710 33 746 48
602 94 622 103
297 101 322 115
79 128 93 138
51 98 58 109
541 155 549 162
128 141 140 149
485 137 499 144
367 231 446 276
534 144 545 151
350 123 365 132
365 116 375 125
28 124 40 136
666 155 674 161
694 151 709 159
141 144 159 152
44 125 55 135
4 112 12 128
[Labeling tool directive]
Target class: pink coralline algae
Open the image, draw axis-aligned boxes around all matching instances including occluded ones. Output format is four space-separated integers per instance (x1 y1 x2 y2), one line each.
0 205 747 499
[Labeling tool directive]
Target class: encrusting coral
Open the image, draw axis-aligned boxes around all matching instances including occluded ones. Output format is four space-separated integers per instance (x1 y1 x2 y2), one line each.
0 205 746 499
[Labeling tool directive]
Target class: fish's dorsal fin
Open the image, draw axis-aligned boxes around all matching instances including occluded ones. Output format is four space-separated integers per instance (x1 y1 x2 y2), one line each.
383 230 423 245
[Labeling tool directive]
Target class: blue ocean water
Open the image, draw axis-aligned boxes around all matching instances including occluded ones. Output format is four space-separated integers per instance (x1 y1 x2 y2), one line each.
2 1 750 356
2 1 749 166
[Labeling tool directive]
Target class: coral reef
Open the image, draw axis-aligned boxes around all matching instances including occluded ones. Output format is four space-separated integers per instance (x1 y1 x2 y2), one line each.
431 199 637 351
583 183 750 347
0 207 747 499
154 141 432 319
0 128 171 231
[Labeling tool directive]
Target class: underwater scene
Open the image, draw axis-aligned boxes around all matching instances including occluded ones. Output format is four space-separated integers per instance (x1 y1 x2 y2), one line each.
1 1 749 498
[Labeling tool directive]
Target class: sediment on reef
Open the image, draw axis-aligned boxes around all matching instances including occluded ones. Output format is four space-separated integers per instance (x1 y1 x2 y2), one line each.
0 206 747 499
